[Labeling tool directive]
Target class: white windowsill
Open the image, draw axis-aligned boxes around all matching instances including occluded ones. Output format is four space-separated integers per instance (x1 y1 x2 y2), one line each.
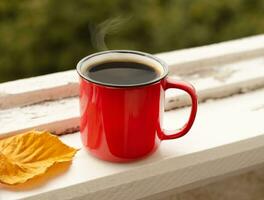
0 35 264 200
1 88 264 200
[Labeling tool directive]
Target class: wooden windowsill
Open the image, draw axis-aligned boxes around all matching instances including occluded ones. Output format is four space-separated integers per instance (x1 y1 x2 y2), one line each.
0 35 264 200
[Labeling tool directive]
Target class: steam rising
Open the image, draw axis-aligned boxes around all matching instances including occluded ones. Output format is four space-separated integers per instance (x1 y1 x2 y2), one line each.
89 16 130 51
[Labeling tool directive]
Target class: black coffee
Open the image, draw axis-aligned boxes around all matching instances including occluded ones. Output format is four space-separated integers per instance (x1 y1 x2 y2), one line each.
84 61 160 86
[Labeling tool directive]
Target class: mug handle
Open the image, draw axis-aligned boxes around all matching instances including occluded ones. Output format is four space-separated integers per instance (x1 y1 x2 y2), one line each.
158 78 198 140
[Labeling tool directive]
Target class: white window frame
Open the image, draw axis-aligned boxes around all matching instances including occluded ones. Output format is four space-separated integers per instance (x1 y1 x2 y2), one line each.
0 35 264 200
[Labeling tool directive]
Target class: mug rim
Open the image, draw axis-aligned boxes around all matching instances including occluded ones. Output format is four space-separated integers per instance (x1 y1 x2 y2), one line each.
76 50 169 88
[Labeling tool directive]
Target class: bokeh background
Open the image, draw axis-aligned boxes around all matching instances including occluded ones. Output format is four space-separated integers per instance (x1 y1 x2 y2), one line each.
1 0 264 82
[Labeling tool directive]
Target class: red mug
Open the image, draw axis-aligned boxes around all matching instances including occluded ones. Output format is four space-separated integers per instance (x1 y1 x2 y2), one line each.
77 50 197 162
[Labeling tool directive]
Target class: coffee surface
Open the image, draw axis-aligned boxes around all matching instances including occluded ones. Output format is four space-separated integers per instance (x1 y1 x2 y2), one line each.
84 61 159 86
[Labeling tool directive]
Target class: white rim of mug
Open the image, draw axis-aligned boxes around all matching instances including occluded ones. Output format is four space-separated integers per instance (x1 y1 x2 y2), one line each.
76 50 169 88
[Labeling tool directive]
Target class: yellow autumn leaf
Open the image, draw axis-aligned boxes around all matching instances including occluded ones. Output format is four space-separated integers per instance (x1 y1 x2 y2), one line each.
0 131 78 185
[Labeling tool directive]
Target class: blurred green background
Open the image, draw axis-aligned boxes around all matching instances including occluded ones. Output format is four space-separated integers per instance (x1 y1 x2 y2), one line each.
1 0 264 82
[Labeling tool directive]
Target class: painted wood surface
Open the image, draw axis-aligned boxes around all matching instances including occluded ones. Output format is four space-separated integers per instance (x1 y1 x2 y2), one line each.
1 34 264 109
1 35 264 200
1 88 264 200
1 56 263 138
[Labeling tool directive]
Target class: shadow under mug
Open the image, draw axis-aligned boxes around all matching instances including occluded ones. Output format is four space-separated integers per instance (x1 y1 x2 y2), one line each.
76 50 198 162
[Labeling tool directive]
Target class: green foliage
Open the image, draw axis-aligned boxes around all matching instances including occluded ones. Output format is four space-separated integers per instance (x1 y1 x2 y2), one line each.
0 0 264 82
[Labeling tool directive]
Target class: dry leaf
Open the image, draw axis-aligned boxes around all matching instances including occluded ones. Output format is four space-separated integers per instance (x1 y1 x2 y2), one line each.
0 131 78 185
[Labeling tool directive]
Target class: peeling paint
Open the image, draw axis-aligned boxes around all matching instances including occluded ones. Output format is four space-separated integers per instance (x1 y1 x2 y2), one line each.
252 104 264 111
213 68 236 82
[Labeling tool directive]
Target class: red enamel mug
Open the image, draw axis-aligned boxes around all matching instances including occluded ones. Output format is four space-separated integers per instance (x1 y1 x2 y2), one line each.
77 50 197 162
